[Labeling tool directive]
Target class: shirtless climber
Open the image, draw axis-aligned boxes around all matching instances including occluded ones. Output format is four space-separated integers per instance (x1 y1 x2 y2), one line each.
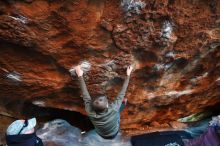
72 65 133 139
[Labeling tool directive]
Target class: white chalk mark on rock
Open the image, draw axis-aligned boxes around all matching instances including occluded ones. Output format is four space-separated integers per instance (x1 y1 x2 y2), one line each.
9 15 29 24
165 52 175 58
161 21 173 39
146 93 156 99
32 101 45 107
121 0 146 14
69 61 91 76
164 63 173 70
154 62 173 71
6 71 22 82
154 64 165 71
146 89 193 100
102 60 116 71
190 72 208 83
165 90 193 97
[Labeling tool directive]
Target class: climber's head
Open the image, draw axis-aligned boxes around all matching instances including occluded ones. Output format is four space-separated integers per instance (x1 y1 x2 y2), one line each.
92 95 108 113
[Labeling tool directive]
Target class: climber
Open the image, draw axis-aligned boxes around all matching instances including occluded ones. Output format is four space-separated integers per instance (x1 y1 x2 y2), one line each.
73 65 133 139
5 118 44 146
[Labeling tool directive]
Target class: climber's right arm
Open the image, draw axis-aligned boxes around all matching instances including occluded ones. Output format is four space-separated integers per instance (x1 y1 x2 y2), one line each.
75 66 92 112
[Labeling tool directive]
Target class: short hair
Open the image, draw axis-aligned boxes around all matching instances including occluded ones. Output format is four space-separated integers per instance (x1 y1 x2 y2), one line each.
92 94 106 99
92 95 108 112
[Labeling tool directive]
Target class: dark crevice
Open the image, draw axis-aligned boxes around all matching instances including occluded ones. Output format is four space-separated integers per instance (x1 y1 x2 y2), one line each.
105 77 124 88
132 49 158 63
22 102 94 132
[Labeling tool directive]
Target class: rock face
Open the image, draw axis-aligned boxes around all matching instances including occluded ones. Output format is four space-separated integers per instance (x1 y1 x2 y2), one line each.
0 0 220 138
37 119 131 146
37 119 82 146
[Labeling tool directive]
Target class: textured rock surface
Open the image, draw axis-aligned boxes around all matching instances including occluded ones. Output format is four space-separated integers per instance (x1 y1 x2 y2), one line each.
37 119 82 146
0 0 220 140
37 119 131 146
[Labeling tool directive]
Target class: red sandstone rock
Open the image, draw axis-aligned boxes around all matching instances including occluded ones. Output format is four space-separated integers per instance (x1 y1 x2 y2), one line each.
0 0 219 138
